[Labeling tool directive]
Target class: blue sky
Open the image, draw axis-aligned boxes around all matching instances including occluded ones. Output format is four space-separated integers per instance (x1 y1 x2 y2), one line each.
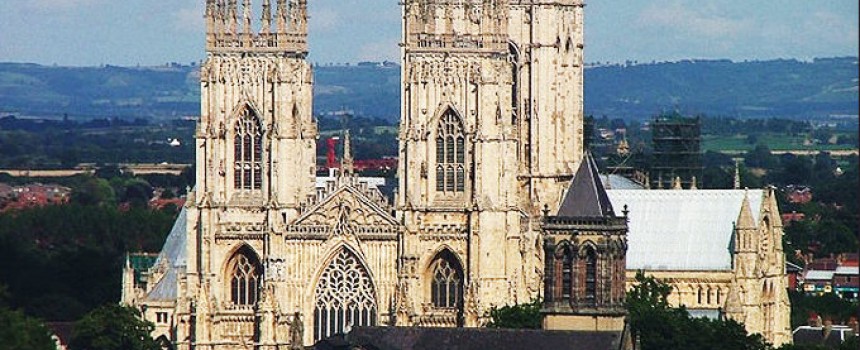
0 0 856 66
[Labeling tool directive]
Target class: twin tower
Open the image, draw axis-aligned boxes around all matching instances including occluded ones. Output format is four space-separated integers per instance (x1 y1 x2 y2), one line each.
185 0 588 348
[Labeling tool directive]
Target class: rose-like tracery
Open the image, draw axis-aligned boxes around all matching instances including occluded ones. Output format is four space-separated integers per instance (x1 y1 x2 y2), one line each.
313 248 377 341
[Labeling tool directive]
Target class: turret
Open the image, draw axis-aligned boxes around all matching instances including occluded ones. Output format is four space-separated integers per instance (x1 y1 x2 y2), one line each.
205 0 308 54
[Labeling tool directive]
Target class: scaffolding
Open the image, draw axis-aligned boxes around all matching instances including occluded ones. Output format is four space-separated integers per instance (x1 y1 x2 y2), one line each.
650 115 702 189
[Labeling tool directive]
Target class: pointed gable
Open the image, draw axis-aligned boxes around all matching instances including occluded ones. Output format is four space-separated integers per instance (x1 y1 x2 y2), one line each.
736 192 757 230
557 153 615 217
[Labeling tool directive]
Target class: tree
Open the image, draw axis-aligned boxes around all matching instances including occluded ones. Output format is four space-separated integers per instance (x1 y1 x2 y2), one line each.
70 304 159 350
626 271 769 350
487 298 542 329
0 307 56 350
71 176 116 206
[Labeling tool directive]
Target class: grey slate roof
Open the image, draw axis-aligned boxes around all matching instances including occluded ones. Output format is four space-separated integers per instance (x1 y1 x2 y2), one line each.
315 327 623 350
144 206 187 302
558 153 615 217
606 189 764 271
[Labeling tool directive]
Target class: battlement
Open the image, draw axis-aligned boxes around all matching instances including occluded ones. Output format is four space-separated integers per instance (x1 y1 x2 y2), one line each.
205 0 307 54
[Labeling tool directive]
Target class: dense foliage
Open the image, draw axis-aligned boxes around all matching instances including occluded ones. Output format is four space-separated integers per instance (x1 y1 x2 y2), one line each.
0 116 195 168
70 304 159 350
627 272 770 350
487 298 542 329
0 181 176 321
787 291 860 329
0 285 56 350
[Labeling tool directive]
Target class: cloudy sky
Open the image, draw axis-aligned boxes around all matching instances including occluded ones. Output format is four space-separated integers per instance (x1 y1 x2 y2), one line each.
0 0 856 66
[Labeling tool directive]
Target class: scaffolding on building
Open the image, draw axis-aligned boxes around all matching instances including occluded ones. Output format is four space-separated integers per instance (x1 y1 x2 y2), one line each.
650 115 702 189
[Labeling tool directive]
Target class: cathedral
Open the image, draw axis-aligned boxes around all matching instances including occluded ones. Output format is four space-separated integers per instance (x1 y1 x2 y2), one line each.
121 0 790 348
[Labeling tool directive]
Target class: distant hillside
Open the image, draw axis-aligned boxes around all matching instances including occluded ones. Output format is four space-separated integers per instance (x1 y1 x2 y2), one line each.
585 57 859 119
0 57 856 121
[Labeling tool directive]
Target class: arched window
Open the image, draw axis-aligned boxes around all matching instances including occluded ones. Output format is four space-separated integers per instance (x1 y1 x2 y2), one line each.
707 287 712 304
716 287 721 304
429 250 464 309
314 249 377 342
436 110 466 194
234 107 263 190
228 247 261 306
697 287 703 305
561 248 573 301
585 248 597 304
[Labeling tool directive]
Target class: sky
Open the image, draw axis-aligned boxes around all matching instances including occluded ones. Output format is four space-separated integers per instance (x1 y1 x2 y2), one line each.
0 0 856 66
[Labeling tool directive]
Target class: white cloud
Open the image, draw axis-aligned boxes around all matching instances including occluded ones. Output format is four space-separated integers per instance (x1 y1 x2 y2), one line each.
174 3 205 33
637 1 750 39
311 8 341 33
26 0 103 11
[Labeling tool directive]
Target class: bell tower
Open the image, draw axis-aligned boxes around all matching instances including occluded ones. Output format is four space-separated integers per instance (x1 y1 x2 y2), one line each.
180 0 316 348
397 0 533 327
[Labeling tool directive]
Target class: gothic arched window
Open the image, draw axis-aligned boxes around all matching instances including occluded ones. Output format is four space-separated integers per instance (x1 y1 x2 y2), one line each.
436 110 466 194
429 250 464 309
234 107 263 190
561 247 573 301
228 247 261 306
314 249 377 342
585 248 597 304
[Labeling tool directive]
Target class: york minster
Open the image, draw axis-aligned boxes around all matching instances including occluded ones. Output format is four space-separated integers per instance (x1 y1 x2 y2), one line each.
121 0 791 348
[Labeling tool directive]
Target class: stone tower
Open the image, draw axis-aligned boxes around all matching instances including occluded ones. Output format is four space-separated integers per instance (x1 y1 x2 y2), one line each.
541 154 627 331
726 189 792 345
396 0 586 326
179 0 317 348
397 0 522 327
508 0 586 211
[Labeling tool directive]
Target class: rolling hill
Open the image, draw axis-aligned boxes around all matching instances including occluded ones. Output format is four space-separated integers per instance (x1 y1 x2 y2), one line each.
0 57 856 121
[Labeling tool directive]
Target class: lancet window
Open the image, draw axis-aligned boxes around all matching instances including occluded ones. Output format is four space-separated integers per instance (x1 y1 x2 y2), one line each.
234 107 263 190
435 110 466 193
314 249 377 342
228 248 262 306
584 248 597 303
561 247 573 301
429 250 464 309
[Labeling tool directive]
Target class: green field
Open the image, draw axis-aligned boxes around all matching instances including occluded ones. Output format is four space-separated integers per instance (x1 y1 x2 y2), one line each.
702 133 858 153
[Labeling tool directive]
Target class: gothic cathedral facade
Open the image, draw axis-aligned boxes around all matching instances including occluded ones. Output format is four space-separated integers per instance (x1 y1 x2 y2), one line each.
172 1 586 347
121 0 788 348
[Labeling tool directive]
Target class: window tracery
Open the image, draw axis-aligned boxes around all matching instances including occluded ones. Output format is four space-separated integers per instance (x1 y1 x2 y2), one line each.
429 251 464 309
314 249 377 342
435 110 466 193
234 107 263 190
229 248 261 306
